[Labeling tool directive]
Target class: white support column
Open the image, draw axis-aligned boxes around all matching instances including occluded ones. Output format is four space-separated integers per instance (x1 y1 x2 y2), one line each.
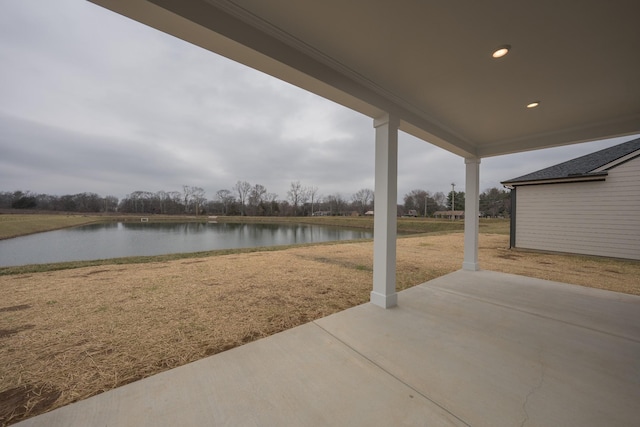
463 157 481 271
371 114 399 308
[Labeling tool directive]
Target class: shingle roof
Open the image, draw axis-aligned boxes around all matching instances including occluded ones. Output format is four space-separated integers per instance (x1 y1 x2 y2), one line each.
501 137 640 185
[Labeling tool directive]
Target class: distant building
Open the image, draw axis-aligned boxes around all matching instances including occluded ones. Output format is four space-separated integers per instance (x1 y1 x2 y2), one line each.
433 210 464 220
364 210 374 216
501 137 640 260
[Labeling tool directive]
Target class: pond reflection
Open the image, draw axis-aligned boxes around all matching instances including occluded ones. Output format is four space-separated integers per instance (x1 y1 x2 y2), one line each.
0 222 373 267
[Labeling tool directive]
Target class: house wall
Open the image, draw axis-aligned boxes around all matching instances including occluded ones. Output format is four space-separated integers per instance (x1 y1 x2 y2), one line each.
515 156 640 260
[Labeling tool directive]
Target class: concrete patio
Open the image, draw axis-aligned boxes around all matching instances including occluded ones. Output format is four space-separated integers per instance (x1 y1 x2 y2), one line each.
17 270 640 427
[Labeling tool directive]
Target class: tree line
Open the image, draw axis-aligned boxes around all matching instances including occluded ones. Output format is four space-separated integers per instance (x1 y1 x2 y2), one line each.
0 190 119 212
0 182 373 217
401 187 510 218
1 184 510 217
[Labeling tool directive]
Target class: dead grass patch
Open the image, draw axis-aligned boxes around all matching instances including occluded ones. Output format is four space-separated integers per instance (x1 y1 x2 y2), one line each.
0 215 103 240
1 232 639 425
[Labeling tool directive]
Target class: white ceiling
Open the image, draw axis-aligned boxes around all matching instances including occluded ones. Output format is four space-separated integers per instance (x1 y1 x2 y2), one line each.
90 0 640 158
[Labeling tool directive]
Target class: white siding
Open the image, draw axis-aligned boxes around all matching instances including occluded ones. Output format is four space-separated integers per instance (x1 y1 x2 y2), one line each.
515 156 640 260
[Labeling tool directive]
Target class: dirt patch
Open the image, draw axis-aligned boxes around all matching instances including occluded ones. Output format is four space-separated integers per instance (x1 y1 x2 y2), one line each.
0 384 61 426
497 253 522 260
0 305 30 313
83 269 111 276
0 325 35 339
0 233 638 425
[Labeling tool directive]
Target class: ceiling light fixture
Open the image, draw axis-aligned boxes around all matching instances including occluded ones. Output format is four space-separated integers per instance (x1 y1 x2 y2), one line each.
492 45 511 58
526 101 540 108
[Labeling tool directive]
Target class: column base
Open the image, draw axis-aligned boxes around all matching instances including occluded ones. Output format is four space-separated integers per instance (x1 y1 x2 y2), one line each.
370 291 398 308
462 262 480 271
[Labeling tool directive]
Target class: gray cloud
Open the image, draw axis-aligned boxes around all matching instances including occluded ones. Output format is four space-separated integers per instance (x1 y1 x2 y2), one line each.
0 0 637 204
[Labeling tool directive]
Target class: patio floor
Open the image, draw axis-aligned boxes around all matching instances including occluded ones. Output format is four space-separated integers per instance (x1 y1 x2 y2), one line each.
16 270 640 427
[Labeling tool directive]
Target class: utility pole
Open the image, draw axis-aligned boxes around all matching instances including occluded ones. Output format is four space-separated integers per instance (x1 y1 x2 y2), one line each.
424 194 428 217
451 183 456 220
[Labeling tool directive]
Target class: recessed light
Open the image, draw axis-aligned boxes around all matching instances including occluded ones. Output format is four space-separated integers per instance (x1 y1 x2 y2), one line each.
526 101 540 109
492 45 511 58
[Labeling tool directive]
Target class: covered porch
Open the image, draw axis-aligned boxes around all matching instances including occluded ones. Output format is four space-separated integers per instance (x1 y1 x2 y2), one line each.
18 269 640 426
20 1 638 425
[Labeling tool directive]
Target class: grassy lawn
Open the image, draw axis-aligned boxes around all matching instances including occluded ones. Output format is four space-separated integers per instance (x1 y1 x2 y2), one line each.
0 214 103 240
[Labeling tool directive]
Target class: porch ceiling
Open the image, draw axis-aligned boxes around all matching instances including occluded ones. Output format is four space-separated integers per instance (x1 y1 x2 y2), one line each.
90 0 640 158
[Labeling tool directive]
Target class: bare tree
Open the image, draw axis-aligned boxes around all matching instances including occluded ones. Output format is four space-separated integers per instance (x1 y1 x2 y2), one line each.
298 187 310 215
403 189 430 216
234 180 251 216
308 186 319 216
248 184 267 215
103 195 119 213
325 193 346 215
128 190 153 213
265 192 279 216
432 191 447 210
352 188 374 215
216 189 235 215
182 185 194 214
153 190 182 214
155 190 168 214
166 191 184 214
191 187 206 215
287 181 305 215
10 190 37 209
480 187 510 217
182 185 206 215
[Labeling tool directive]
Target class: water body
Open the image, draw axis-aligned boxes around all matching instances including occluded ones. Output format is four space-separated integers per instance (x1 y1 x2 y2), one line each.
0 222 373 267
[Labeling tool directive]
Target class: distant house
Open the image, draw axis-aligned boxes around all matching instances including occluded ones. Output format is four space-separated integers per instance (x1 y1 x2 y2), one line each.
364 210 374 216
501 137 640 260
433 210 464 220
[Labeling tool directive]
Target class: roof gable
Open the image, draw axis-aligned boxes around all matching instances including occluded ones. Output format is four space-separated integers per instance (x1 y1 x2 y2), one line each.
502 137 640 186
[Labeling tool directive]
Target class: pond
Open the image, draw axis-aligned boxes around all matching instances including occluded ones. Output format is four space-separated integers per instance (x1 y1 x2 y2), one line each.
0 222 373 267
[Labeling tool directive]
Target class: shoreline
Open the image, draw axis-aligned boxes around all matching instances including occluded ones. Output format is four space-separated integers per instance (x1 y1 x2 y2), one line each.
0 214 476 274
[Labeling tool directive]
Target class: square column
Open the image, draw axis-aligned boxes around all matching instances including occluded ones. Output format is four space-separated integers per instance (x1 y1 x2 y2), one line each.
463 157 481 271
371 114 399 308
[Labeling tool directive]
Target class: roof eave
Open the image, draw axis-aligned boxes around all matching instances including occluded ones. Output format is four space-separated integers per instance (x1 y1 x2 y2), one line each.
501 172 608 187
590 149 640 173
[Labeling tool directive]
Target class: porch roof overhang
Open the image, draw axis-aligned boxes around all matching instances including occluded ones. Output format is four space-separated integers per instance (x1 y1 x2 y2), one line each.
501 172 608 188
89 0 640 159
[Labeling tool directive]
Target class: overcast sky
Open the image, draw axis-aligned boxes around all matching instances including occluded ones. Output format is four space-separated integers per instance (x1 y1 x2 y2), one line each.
1 1 636 204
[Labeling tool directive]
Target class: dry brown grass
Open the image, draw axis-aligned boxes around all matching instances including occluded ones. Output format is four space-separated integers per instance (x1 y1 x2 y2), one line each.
0 215 102 240
1 233 639 425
